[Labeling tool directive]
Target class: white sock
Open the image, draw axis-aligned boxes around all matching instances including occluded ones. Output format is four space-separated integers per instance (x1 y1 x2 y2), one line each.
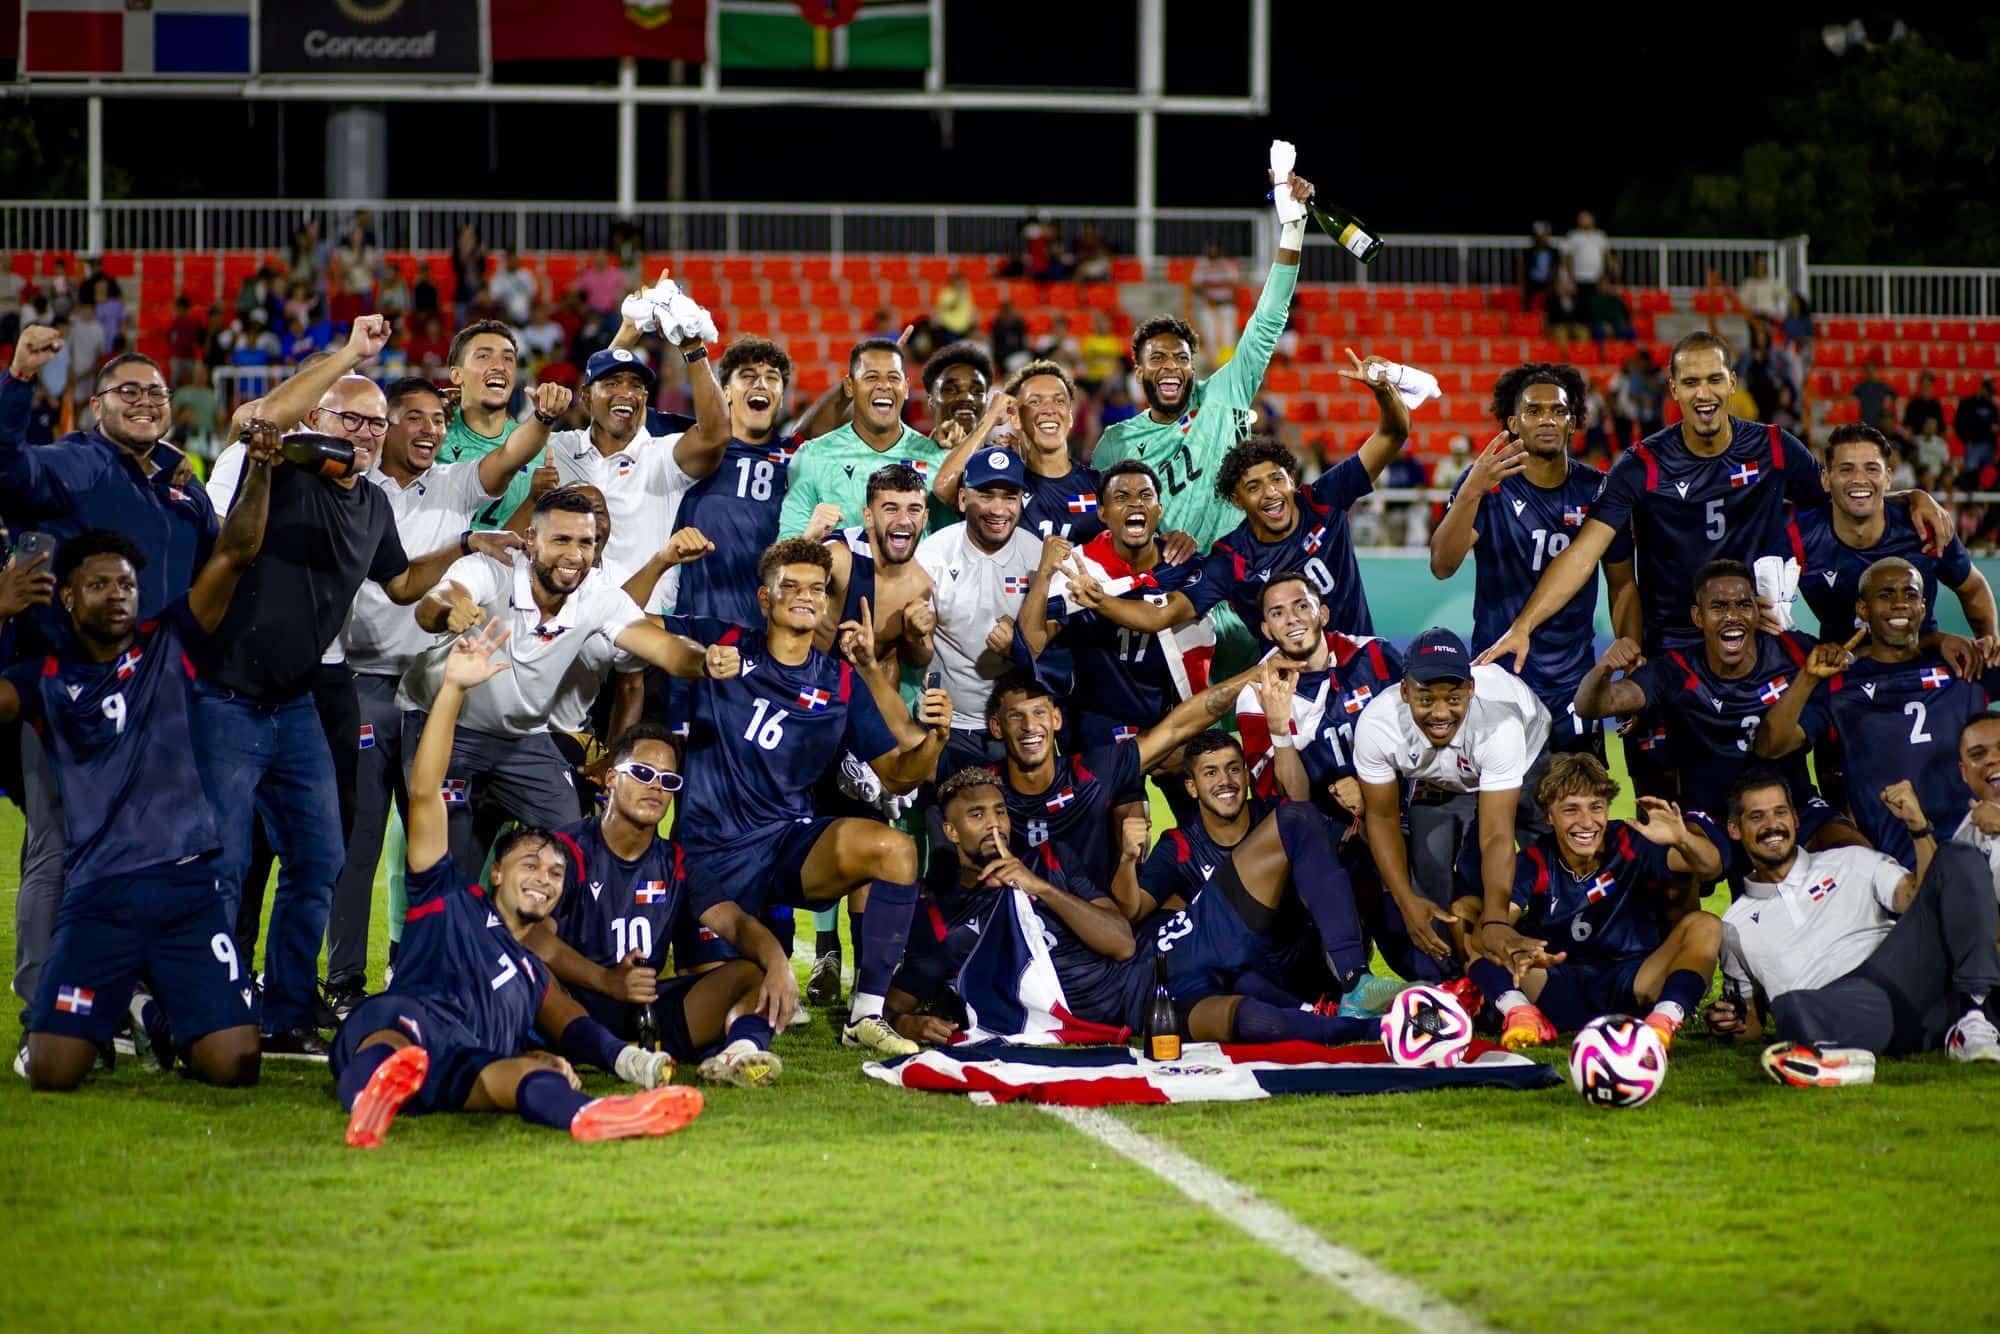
1650 1001 1686 1026
1496 990 1529 1014
720 1037 761 1060
848 992 885 1022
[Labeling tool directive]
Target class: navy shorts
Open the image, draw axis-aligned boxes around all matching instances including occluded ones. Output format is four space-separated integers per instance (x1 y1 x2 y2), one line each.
31 856 255 1048
566 972 725 1063
1157 882 1269 1006
1533 955 1648 1030
684 818 840 917
331 993 508 1114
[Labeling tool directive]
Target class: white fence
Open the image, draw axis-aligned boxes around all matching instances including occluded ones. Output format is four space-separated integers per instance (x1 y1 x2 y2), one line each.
1810 265 2000 319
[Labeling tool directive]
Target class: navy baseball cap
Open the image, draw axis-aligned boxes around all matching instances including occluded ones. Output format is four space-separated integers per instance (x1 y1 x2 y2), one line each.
1406 627 1474 683
963 447 1025 492
581 346 657 390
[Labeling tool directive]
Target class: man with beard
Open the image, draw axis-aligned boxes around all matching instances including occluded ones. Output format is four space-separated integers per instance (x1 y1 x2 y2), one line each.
934 360 1103 544
812 464 936 672
779 339 949 541
437 320 541 531
1479 331 1951 669
0 327 218 1050
1755 558 1989 871
323 375 564 1015
1122 731 1272 925
1705 770 2000 1085
1430 364 1640 758
405 486 723 879
1785 424 1996 646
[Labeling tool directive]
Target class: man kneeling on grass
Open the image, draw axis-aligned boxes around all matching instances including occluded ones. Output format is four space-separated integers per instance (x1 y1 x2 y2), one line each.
1465 753 1723 1053
331 623 701 1147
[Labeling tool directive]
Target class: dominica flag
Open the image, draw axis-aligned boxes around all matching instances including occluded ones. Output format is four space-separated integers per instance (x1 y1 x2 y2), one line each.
1759 677 1788 705
1730 462 1760 487
634 880 669 905
55 985 94 1015
1067 495 1099 514
1585 870 1616 904
1045 787 1077 811
1921 666 1950 690
719 1 929 73
1341 685 1372 714
797 687 831 711
114 645 143 680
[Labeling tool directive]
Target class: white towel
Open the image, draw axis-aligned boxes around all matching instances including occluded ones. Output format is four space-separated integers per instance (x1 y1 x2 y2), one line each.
1364 360 1442 412
1269 140 1306 224
619 277 717 344
1754 555 1800 632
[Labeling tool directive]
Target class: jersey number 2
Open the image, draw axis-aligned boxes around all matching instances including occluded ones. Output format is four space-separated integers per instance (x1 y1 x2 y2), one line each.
1905 700 1933 744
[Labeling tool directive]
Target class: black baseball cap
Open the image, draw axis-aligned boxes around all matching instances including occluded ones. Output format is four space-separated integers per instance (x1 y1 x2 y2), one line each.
1406 627 1474 683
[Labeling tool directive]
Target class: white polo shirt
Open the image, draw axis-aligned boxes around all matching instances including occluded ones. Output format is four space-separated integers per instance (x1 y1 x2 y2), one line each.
915 519 1043 731
396 550 645 736
1721 846 1906 1001
1351 663 1551 793
548 423 696 585
343 459 499 678
1950 813 2000 907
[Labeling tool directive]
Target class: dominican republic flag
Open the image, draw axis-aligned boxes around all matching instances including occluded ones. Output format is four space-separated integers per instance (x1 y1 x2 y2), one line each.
1003 575 1032 596
1302 525 1327 554
1585 871 1616 904
1341 685 1373 714
955 889 1132 1044
1067 495 1098 514
54 985 94 1015
1045 787 1077 811
1759 677 1788 705
1111 725 1139 743
1637 726 1668 751
1730 463 1760 488
634 880 668 905
797 687 831 710
864 1037 1560 1105
1921 667 1951 690
767 447 793 464
1562 504 1587 527
1051 533 1215 703
1810 875 1838 902
358 724 375 751
23 0 253 77
114 645 143 680
441 779 470 805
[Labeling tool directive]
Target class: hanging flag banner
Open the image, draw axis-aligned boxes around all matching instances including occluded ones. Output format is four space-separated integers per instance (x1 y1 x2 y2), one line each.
22 0 253 78
260 0 485 80
718 0 928 72
490 0 708 63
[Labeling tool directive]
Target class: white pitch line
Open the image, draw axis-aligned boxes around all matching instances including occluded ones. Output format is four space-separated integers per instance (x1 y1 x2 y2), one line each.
1040 1105 1490 1334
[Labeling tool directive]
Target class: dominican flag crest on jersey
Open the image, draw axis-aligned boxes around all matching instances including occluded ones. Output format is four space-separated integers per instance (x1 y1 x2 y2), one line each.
615 455 636 476
1730 462 1760 488
358 724 375 750
1810 875 1838 902
55 985 94 1015
441 778 470 804
1637 725 1668 751
1562 504 1587 527
1341 685 1373 714
1302 524 1327 554
1067 494 1098 514
114 645 144 680
1046 787 1077 811
1111 725 1139 743
1003 575 1032 596
1920 666 1950 690
634 880 668 905
797 687 831 711
955 889 1132 1045
1759 677 1789 705
1585 871 1616 904
767 446 793 464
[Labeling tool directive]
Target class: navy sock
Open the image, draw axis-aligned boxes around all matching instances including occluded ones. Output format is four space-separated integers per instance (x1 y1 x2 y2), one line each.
1657 968 1707 1017
558 1015 627 1073
336 1043 394 1111
1232 996 1376 1045
727 1013 775 1049
855 880 917 998
815 928 843 957
1231 970 1304 1007
1274 804 1368 980
1467 959 1514 1012
515 1068 592 1130
848 909 867 985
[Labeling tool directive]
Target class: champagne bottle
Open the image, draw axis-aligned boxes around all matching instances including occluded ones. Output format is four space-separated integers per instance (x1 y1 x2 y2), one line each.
1143 954 1180 1062
634 1003 660 1054
1307 197 1384 265
278 430 359 479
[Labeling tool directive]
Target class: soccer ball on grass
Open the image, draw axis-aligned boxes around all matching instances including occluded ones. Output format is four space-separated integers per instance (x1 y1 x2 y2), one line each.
1568 1014 1667 1108
1379 984 1473 1068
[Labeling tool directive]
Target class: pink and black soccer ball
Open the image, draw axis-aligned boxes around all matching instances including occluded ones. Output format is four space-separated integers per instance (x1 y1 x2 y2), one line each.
1379 984 1473 1068
1568 1014 1667 1108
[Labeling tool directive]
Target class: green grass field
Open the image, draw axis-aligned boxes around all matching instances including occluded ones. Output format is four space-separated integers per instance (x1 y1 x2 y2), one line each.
3 744 1998 1332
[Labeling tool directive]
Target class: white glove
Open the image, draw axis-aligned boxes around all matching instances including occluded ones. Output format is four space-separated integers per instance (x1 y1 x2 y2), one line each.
1364 360 1443 411
1269 140 1306 224
1754 555 1801 632
614 1045 675 1090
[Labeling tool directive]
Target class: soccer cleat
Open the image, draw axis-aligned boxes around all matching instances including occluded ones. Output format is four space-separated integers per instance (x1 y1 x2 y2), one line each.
786 1005 813 1030
1644 1010 1681 1053
807 951 844 1006
345 1045 429 1149
569 1085 705 1142
129 987 176 1072
1761 1041 1877 1088
699 1045 784 1089
841 1014 919 1057
1440 975 1485 1019
263 1027 332 1061
321 976 367 1024
12 1034 26 1080
1946 1010 2000 1063
1335 969 1404 1018
1500 1002 1557 1051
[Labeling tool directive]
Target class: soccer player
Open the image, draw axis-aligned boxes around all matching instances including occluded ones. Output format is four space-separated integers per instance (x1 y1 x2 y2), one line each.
405 487 724 875
1478 330 1949 666
1701 771 2000 1084
1574 559 1862 853
332 625 700 1147
6 426 280 1089
536 725 782 1089
671 538 953 1058
1353 628 1553 975
1784 424 1996 645
1755 558 1989 870
1429 364 1639 757
922 341 994 442
935 360 1103 543
437 319 541 530
778 339 947 540
1122 732 1273 925
1949 713 2000 873
810 464 936 672
1467 754 1723 1052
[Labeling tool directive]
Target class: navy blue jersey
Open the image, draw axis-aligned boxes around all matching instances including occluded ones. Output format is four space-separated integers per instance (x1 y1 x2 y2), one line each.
999 742 1146 892
1589 419 1826 647
1030 845 1154 1031
1786 504 1973 638
1511 821 1674 964
667 619 901 851
825 525 877 634
1196 455 1375 639
3 600 219 886
550 819 686 973
1053 531 1210 731
1022 461 1105 544
669 436 795 624
1240 631 1404 822
1455 457 1632 700
1625 630 1819 821
389 853 551 1056
1800 652 1985 869
1138 798 1276 911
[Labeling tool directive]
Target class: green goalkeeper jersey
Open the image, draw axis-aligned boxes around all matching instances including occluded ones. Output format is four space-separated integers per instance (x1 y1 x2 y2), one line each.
777 419 951 537
1090 259 1300 548
439 414 536 531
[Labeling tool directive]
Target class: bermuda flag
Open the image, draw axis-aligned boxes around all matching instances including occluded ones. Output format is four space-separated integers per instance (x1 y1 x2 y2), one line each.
1045 787 1077 811
23 0 253 77
1562 504 1587 526
864 1036 1560 1104
1111 725 1139 743
1341 685 1372 714
1920 666 1950 690
358 724 375 751
1730 462 1760 488
1585 870 1616 904
1810 875 1838 902
954 889 1133 1045
1067 494 1099 514
797 687 831 710
114 645 143 680
1003 575 1032 596
634 880 668 905
54 985 94 1015
1759 676 1788 705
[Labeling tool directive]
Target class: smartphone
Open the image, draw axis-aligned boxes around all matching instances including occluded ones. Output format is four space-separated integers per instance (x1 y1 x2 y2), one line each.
924 671 942 692
16 531 56 565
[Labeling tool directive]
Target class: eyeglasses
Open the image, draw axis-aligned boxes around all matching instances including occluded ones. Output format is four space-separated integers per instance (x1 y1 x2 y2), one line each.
612 760 683 792
100 383 170 405
314 408 391 437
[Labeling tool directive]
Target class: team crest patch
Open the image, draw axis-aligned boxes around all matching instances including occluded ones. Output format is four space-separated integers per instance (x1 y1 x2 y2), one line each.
1067 494 1098 513
1003 575 1031 595
1341 685 1372 714
1758 677 1788 705
358 724 375 750
1585 871 1616 903
1920 667 1950 690
797 687 831 710
1809 875 1837 902
55 985 94 1015
442 778 470 804
1045 787 1077 811
634 880 668 904
1730 462 1759 487
1455 755 1477 780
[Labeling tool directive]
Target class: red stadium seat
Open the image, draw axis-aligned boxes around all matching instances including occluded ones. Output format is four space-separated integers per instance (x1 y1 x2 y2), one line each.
769 281 803 307
1965 343 1997 371
1431 311 1466 337
1902 320 1936 342
808 281 843 308
789 337 824 363
958 256 993 282
1635 290 1674 315
1822 318 1861 341
1447 286 1486 310
1086 285 1121 313
1007 280 1040 308
820 309 857 337
1860 319 1896 342
1568 342 1602 367
1306 369 1344 394
1409 339 1446 366
1373 337 1410 362
1937 320 1973 342
1372 287 1409 311
798 256 833 282
1926 345 1961 370
916 257 952 285
1294 338 1332 362
1448 339 1486 364
736 309 773 335
838 257 873 282
797 364 834 394
757 256 795 282
1412 288 1446 310
969 281 1002 308
778 310 813 336
678 257 718 285
720 257 754 282
1390 312 1426 338
1327 396 1368 422
1287 396 1321 424
1509 313 1542 338
724 281 763 309
1111 259 1145 282
1165 258 1196 284
1817 342 1852 368
1293 286 1331 312
1470 312 1504 337
1334 288 1371 312
849 281 885 310
1265 367 1304 394
888 281 923 310
1353 312 1388 338
870 256 908 282
1434 369 1470 395
1024 311 1054 336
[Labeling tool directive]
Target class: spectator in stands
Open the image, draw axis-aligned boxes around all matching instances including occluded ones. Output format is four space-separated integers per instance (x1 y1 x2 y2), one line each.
490 250 539 327
1072 223 1112 283
1904 371 1945 439
932 269 978 340
1737 256 1790 326
80 264 121 350
571 253 629 319
348 208 379 247
42 259 74 321
234 265 275 324
170 361 224 460
1614 349 1665 437
1852 360 1896 432
200 303 230 372
1781 292 1816 364
36 314 73 409
1914 415 1952 475
1544 272 1589 343
1032 312 1080 372
411 261 440 318
990 298 1028 372
1737 324 1789 422
286 220 324 288
1190 242 1241 368
166 296 203 386
1004 210 1063 281
1956 378 1999 471
1077 310 1125 394
1877 406 1913 455
466 283 507 327
377 264 410 318
1521 221 1558 311
281 311 327 365
0 252 26 344
451 223 486 324
520 298 565 368
406 312 450 376
226 308 281 368
1588 285 1635 342
1097 377 1138 433
1562 210 1613 308
282 281 317 328
64 300 107 417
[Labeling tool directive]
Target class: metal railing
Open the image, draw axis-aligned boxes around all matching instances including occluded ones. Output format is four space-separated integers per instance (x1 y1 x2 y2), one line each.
1295 233 1800 296
1810 265 2000 319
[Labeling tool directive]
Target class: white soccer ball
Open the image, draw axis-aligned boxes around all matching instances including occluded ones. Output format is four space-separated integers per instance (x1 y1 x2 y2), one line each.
1568 1014 1668 1109
1379 984 1473 1068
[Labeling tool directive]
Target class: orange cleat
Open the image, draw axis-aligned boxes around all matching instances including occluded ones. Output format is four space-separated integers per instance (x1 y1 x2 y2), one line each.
345 1045 430 1149
1760 1042 1877 1088
569 1084 705 1143
1644 1011 1681 1053
1500 1002 1557 1051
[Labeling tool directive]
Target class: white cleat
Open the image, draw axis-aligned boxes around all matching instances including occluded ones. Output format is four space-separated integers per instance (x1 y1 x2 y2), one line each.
841 1014 918 1057
1947 1010 2000 1063
699 1045 784 1088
